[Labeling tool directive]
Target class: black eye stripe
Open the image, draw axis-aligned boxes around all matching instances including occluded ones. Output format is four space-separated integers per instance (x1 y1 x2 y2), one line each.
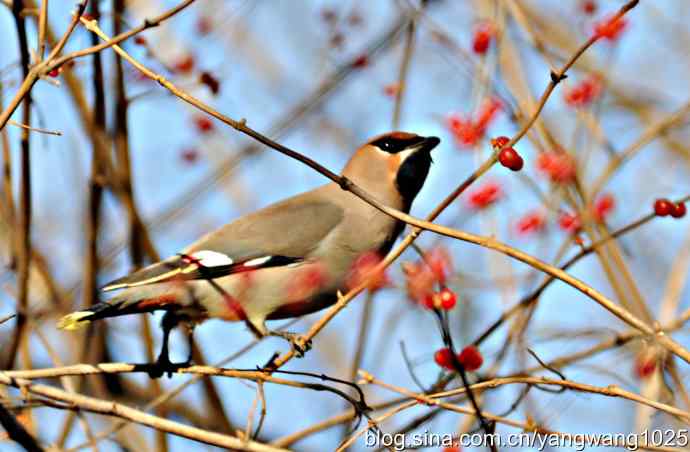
370 135 425 153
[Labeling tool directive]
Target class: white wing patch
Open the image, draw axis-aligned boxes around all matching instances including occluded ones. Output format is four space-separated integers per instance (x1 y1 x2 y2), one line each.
243 256 272 267
188 250 234 267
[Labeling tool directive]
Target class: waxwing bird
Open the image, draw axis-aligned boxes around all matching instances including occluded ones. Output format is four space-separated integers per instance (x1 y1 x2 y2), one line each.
58 132 440 377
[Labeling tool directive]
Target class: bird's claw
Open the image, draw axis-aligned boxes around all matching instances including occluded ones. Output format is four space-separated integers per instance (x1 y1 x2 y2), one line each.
269 331 312 357
147 354 192 379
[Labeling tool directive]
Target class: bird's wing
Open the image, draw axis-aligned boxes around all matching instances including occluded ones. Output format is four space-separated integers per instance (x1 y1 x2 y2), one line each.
101 194 344 292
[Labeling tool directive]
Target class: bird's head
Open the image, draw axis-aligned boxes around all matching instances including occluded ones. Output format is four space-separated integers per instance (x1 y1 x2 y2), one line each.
343 131 440 210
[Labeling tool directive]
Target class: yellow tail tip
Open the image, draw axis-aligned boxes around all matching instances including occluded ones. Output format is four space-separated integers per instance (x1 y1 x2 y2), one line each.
57 311 92 331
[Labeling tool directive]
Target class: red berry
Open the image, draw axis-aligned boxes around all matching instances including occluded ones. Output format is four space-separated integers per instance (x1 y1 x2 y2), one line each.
498 147 523 171
134 35 147 45
581 0 597 15
536 152 576 183
472 22 494 54
634 352 657 379
434 348 455 370
594 193 615 221
594 15 627 41
423 293 436 310
383 82 400 98
516 211 546 235
439 287 457 310
564 75 602 108
671 202 687 219
653 198 673 217
193 116 214 133
468 182 502 209
352 54 368 68
491 136 510 150
330 32 345 49
180 148 199 164
558 212 581 233
174 54 195 74
457 345 483 371
320 8 337 24
196 17 213 35
347 11 363 27
47 68 59 77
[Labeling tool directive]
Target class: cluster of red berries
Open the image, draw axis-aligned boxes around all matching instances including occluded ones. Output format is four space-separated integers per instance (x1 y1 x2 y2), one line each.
434 345 483 371
492 136 523 171
654 199 686 218
403 247 453 304
423 287 457 310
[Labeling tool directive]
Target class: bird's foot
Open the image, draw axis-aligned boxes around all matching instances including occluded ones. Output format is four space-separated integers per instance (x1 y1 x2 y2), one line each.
146 353 192 379
269 331 312 357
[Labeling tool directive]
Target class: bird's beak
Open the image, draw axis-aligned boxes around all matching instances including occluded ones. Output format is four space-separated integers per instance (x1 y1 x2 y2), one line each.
411 136 441 153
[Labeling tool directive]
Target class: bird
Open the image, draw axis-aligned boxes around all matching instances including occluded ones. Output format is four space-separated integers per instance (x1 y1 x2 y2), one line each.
58 131 440 377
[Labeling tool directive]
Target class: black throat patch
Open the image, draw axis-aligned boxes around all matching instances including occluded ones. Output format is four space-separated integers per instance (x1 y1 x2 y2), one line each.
395 150 432 211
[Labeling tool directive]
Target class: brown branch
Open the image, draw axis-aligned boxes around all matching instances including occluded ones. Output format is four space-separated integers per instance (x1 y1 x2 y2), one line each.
4 0 34 371
0 373 287 452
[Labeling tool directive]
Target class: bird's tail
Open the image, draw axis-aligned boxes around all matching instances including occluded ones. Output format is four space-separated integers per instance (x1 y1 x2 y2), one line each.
57 293 178 331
